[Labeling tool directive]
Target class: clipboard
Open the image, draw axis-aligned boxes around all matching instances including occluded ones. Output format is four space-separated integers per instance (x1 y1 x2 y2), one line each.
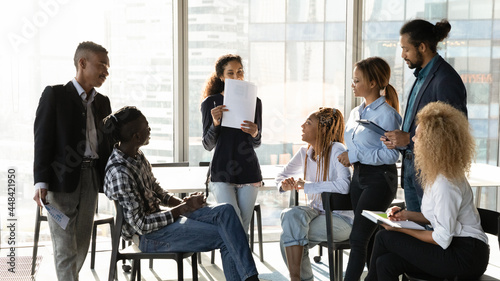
361 210 426 230
356 119 387 136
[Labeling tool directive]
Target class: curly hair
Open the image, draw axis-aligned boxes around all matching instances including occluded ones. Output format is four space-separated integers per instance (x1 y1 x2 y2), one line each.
201 54 243 101
304 107 345 182
414 102 475 189
355 56 400 113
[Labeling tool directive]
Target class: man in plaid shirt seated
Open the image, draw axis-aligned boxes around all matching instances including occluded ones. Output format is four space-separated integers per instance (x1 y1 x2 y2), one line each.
103 106 260 281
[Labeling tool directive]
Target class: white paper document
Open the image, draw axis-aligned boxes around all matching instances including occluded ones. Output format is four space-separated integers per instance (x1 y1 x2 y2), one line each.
362 210 425 230
41 199 69 230
221 79 257 129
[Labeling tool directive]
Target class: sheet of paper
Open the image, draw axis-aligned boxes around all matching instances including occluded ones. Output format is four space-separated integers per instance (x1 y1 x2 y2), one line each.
221 79 257 129
41 199 69 230
362 210 425 230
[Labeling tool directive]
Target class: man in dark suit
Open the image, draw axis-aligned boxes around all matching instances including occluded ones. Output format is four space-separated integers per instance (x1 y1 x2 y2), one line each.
33 41 112 281
383 19 467 212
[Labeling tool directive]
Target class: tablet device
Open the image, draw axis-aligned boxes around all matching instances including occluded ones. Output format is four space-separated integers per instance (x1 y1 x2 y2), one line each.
356 119 387 136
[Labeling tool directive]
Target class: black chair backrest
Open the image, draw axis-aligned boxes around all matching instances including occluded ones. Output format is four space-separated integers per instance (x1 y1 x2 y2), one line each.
322 192 352 211
151 162 189 167
199 162 211 196
112 201 125 248
477 207 500 248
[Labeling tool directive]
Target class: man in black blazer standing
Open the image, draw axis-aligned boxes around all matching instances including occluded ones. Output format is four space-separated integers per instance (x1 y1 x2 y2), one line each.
383 19 467 212
33 41 112 281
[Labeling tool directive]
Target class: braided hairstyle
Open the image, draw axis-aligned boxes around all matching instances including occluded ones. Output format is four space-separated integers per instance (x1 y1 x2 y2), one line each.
305 107 345 182
103 106 144 145
201 54 243 101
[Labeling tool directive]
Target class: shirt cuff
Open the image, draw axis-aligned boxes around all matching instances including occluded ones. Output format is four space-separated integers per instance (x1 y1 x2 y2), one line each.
35 182 48 190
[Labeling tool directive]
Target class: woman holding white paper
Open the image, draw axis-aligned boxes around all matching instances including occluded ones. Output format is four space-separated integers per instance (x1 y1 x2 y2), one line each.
337 57 402 281
200 54 263 235
365 102 489 281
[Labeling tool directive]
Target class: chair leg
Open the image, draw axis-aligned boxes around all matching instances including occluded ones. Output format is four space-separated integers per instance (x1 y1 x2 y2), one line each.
149 258 154 268
177 255 184 281
334 250 344 281
327 248 335 281
211 250 215 264
31 208 42 276
108 260 117 281
131 259 142 281
192 253 198 281
197 252 202 264
255 204 264 262
250 211 255 252
91 224 98 269
313 245 322 263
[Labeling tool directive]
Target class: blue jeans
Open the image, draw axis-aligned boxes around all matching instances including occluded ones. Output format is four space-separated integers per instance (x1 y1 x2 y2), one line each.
139 203 258 281
402 151 423 212
208 181 259 235
280 206 352 281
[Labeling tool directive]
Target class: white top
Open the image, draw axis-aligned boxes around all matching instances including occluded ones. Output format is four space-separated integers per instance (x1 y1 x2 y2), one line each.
421 174 488 249
276 143 352 221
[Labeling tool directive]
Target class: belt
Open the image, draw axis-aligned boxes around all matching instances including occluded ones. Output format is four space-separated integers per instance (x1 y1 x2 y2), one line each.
404 150 413 160
81 157 97 169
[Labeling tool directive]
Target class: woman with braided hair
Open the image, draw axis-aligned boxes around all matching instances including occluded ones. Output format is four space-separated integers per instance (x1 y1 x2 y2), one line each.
337 57 402 281
276 107 352 281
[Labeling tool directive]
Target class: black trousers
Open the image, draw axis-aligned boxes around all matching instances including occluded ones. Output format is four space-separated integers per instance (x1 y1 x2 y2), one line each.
365 230 490 281
344 163 398 281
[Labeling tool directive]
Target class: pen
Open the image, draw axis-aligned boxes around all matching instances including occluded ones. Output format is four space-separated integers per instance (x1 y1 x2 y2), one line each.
213 101 221 123
389 206 405 217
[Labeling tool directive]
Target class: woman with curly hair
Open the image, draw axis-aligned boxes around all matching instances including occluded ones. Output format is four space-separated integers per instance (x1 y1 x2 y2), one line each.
276 107 352 281
338 56 402 281
365 102 489 281
200 54 263 235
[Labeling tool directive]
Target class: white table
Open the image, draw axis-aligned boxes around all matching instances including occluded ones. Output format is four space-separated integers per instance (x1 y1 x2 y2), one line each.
468 163 500 207
152 163 500 208
152 165 284 195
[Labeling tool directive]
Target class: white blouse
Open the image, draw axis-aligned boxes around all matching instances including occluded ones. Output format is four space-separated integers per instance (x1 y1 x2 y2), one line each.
421 174 488 249
276 143 351 213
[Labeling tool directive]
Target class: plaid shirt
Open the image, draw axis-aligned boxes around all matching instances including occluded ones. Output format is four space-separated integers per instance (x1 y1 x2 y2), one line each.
104 147 174 240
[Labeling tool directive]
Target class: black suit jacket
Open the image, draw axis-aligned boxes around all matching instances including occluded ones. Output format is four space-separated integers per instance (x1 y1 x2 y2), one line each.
403 55 468 151
34 81 112 193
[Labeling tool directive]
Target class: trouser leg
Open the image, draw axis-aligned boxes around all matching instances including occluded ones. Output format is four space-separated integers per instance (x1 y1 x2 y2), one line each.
402 155 423 212
236 184 259 235
47 167 98 281
344 164 397 281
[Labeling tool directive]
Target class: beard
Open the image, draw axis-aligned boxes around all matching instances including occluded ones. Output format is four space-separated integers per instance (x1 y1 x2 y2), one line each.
405 50 424 69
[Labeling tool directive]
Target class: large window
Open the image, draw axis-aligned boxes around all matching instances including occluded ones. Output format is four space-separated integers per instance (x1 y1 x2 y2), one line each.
0 0 498 246
0 0 175 246
187 0 348 166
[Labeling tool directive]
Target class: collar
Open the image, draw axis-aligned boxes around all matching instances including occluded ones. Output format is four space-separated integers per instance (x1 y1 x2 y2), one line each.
114 145 143 166
359 96 387 113
413 54 439 79
72 78 96 102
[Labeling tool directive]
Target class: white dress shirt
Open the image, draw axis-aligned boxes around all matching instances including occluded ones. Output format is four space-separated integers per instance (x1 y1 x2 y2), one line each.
276 143 352 221
421 174 488 249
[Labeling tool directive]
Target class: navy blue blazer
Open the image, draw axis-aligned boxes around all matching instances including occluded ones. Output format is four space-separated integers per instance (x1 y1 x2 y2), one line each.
403 55 467 151
34 81 112 193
